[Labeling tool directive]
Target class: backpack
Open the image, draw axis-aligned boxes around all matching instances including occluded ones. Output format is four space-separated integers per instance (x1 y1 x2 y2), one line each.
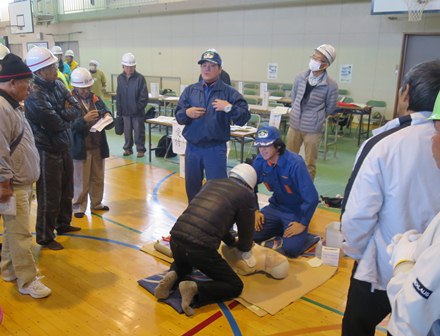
145 106 156 120
155 135 177 158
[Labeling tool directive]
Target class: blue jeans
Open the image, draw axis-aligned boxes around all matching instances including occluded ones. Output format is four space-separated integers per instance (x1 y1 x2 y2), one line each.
253 204 308 257
184 142 227 202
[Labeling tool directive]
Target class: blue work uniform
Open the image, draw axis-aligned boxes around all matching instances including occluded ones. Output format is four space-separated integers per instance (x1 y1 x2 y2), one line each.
253 150 319 257
175 79 249 202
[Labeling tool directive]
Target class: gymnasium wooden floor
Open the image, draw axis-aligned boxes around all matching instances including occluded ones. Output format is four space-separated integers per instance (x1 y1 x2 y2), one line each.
0 156 388 335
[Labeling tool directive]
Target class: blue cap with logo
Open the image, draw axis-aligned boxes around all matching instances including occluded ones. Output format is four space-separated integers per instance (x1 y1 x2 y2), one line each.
197 50 222 66
254 126 281 147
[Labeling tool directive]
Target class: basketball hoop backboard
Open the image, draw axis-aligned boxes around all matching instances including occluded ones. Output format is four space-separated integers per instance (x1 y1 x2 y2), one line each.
8 0 34 34
371 0 440 14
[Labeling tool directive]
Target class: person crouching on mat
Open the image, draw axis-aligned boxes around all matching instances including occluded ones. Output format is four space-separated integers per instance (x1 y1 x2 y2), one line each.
252 126 320 258
154 163 257 316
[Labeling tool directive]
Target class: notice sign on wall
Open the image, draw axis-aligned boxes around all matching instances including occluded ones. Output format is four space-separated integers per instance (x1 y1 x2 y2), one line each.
267 63 278 80
339 64 353 84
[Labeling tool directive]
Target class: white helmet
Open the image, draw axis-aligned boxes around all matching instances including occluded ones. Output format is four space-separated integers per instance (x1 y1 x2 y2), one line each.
121 52 136 66
89 59 99 67
0 44 10 60
229 163 257 189
26 46 58 72
315 44 336 65
51 45 63 55
71 67 94 88
65 49 74 57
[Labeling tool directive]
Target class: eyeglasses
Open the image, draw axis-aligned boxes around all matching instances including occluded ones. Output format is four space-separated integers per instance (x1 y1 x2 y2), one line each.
201 63 218 71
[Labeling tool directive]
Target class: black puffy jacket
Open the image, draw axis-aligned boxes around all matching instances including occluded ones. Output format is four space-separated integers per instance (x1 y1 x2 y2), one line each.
171 178 256 252
25 76 80 153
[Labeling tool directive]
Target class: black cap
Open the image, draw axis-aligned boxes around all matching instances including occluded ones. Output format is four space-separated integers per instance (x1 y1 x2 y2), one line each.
0 53 33 82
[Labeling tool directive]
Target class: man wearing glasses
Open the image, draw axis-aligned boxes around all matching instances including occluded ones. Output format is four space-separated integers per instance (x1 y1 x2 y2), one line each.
175 50 250 202
286 44 338 181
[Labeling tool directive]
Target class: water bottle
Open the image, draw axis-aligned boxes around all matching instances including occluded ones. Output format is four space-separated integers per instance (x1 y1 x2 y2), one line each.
315 238 323 259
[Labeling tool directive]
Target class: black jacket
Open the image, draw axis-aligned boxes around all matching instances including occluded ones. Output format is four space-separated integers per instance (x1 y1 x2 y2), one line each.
116 71 148 117
171 178 256 252
25 76 80 153
71 92 113 160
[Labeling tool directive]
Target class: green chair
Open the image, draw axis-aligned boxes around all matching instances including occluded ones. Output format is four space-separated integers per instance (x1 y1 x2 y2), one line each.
270 91 284 97
244 83 258 89
243 89 257 96
366 100 387 128
269 101 284 107
267 83 280 91
338 89 350 95
281 84 292 91
245 97 258 105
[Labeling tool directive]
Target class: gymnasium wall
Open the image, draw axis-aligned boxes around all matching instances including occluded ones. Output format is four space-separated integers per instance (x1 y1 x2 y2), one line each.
3 0 440 118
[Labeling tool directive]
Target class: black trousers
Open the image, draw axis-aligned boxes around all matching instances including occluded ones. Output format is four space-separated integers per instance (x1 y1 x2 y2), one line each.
342 262 391 336
170 239 243 307
36 149 73 245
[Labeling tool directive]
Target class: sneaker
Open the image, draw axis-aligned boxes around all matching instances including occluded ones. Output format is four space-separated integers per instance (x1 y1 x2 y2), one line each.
123 150 133 156
136 152 145 158
41 240 64 250
57 225 81 234
74 212 84 218
261 236 284 250
19 276 51 298
93 204 109 211
2 269 17 282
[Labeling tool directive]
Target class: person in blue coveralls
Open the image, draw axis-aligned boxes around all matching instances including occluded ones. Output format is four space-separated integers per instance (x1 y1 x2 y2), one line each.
252 126 320 257
175 50 250 202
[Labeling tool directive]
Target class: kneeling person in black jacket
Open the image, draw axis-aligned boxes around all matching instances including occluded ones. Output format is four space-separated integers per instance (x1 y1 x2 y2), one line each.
154 163 257 316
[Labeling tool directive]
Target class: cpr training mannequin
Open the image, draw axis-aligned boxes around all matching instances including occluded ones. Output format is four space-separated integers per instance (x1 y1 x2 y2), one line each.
221 243 289 279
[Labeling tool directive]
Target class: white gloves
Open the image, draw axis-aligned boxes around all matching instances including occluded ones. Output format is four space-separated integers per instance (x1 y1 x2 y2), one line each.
240 251 256 268
387 229 422 269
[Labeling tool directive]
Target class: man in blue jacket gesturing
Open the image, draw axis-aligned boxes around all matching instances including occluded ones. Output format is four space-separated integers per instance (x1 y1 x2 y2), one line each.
175 50 250 202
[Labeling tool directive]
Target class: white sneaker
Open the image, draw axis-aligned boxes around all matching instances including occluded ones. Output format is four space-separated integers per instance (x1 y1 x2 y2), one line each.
19 276 52 298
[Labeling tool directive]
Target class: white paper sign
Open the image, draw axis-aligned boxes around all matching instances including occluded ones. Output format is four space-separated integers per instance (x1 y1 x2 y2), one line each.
269 107 289 129
238 81 243 94
172 122 186 155
151 83 160 97
267 63 278 80
339 64 353 84
262 91 270 109
260 82 268 98
321 246 340 267
179 84 188 95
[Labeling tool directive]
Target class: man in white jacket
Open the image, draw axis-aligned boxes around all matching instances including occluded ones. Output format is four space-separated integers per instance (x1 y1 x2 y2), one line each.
385 91 440 336
341 60 440 335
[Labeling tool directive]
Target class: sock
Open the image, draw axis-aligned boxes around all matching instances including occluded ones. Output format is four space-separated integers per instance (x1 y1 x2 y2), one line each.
179 281 198 316
154 271 177 300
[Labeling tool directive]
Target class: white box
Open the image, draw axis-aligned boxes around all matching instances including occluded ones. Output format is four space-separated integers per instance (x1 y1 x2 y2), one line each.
321 246 340 267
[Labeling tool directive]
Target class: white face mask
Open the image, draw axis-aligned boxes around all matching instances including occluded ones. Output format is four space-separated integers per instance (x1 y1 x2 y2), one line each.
309 59 322 72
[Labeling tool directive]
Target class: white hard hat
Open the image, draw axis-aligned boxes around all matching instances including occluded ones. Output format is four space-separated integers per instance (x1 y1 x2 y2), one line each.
71 67 94 88
26 46 58 72
315 44 336 65
0 44 10 60
89 59 99 67
65 49 74 57
229 163 257 189
51 45 63 55
121 52 136 66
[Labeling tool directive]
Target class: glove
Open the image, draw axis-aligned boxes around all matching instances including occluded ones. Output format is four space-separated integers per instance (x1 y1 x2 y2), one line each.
387 229 421 269
239 250 256 268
